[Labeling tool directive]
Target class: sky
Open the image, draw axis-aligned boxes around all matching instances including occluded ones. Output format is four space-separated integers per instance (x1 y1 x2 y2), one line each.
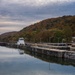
0 0 75 34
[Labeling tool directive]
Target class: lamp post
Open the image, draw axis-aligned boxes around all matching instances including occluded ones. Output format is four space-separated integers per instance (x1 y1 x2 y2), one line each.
62 39 64 44
62 39 66 43
58 38 60 46
40 38 41 43
49 37 51 43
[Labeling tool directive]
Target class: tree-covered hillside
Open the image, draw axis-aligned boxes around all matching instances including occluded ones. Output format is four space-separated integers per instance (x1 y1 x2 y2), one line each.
0 15 75 43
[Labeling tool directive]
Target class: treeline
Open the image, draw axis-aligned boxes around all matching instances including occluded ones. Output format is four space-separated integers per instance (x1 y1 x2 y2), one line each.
0 15 75 43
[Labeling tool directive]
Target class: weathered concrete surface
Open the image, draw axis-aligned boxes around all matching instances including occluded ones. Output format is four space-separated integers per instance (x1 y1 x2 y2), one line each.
64 51 75 60
70 46 75 51
30 46 75 60
31 43 70 50
30 46 65 58
3 42 75 60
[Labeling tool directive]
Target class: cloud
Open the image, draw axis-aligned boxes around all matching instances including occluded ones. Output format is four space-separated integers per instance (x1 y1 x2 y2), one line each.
0 0 75 34
1 0 75 6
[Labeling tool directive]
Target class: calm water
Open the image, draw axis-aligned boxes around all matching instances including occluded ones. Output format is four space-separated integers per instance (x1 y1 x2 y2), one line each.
0 46 75 75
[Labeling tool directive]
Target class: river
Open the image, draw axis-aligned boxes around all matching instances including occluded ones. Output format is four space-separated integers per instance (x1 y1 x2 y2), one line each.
0 46 75 75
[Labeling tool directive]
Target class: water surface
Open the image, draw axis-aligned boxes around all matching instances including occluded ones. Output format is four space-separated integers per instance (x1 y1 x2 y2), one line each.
0 46 75 75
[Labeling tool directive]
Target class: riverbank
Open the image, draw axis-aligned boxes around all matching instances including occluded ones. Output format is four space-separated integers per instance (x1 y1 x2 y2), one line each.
28 44 75 60
1 42 75 60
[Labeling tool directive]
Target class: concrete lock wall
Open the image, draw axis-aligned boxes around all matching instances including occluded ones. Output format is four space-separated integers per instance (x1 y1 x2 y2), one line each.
64 51 75 60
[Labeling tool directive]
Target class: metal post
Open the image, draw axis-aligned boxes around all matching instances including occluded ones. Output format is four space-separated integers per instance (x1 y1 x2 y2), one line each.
49 37 51 43
58 38 60 46
40 38 41 43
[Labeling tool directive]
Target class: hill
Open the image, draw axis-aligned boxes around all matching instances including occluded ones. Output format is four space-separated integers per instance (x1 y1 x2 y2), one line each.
0 31 18 42
0 15 75 43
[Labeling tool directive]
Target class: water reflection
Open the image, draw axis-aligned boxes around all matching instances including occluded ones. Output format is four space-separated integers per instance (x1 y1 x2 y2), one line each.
0 46 75 75
18 49 24 55
24 49 75 67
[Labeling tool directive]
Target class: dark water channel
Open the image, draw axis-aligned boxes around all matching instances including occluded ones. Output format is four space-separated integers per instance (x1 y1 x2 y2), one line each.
0 46 75 75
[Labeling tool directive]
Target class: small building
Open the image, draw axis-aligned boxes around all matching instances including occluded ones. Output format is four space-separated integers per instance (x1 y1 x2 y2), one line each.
17 38 25 46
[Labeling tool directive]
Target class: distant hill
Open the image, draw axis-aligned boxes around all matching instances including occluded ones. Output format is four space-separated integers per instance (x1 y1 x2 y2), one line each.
20 15 75 34
0 15 75 43
0 31 17 37
0 31 18 42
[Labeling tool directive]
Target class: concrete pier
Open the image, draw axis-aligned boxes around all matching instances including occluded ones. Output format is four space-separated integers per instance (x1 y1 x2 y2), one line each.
1 42 75 60
27 44 75 60
30 46 65 58
64 51 75 60
0 42 7 46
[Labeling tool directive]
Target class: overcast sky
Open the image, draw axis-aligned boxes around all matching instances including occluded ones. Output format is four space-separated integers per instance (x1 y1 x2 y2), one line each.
0 0 75 34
